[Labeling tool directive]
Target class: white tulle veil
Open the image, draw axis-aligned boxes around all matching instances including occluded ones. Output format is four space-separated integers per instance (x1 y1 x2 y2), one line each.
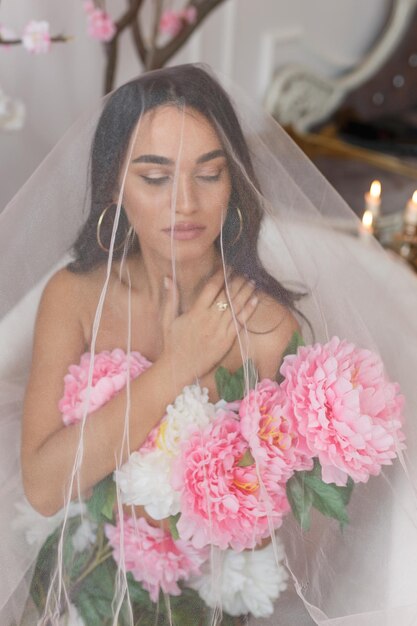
1 63 417 626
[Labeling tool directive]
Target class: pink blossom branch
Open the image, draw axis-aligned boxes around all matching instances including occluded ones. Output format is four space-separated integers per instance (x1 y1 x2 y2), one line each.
0 34 70 46
150 0 228 70
128 0 229 77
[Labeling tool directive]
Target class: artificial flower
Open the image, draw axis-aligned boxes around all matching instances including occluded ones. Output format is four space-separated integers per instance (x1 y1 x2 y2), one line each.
59 349 151 425
239 378 313 483
105 515 208 602
189 541 288 617
172 413 288 551
115 448 180 519
281 336 405 485
22 21 51 54
116 385 214 518
155 384 215 455
159 10 183 37
84 3 116 42
159 7 197 37
58 603 85 626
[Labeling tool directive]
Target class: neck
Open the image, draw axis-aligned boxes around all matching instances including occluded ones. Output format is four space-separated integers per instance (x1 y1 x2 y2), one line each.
127 246 222 312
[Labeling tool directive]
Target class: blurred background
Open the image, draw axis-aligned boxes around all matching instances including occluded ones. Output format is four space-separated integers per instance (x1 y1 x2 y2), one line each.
1 0 417 267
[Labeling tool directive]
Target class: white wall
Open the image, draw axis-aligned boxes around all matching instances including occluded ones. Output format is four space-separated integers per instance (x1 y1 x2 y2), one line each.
0 0 390 208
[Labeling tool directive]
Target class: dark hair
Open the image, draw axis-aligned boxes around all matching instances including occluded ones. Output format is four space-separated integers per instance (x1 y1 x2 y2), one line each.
68 64 304 316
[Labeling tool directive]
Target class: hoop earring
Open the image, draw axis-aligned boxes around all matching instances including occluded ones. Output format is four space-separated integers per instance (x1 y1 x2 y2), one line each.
96 203 129 253
230 206 243 246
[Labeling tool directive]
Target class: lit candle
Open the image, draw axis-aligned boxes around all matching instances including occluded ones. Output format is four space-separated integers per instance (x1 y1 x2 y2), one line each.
360 209 374 241
404 190 417 232
364 180 381 218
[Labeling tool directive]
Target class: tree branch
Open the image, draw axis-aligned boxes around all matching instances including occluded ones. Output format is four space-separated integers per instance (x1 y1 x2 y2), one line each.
145 0 165 70
129 0 147 66
114 0 144 34
103 0 145 93
150 0 228 69
0 34 70 46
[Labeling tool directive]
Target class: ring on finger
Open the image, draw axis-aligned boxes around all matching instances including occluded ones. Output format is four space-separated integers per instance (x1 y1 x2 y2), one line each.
215 300 229 312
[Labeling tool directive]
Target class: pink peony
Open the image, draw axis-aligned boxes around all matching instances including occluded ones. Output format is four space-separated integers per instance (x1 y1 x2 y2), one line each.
59 349 151 425
280 336 405 486
22 21 51 54
239 379 313 484
105 515 208 601
172 412 289 552
84 3 116 42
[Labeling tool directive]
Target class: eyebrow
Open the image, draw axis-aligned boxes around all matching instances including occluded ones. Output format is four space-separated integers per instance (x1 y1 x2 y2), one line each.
132 149 226 165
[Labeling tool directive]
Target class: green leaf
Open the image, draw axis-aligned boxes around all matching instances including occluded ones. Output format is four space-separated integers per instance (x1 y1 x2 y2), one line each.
126 572 152 608
303 475 351 526
288 460 355 530
237 448 255 467
282 330 305 360
168 513 181 540
286 473 314 531
215 359 257 402
87 474 116 523
74 558 117 625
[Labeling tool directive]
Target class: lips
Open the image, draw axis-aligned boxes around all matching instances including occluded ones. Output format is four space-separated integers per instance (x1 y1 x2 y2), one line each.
162 222 206 240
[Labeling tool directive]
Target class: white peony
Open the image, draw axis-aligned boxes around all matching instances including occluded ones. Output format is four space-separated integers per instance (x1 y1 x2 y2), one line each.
115 448 180 519
115 385 215 519
13 498 86 547
59 603 85 626
188 541 288 618
157 384 215 455
72 518 98 553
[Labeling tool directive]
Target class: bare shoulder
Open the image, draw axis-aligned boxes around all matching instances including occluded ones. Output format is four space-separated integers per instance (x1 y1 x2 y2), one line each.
36 265 106 350
247 293 300 379
41 265 102 304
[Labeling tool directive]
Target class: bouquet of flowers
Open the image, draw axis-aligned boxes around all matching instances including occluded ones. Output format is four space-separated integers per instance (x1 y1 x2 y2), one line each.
21 334 405 625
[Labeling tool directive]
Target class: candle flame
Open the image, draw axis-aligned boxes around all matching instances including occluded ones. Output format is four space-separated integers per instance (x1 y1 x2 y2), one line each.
412 190 417 204
370 180 381 199
362 209 373 228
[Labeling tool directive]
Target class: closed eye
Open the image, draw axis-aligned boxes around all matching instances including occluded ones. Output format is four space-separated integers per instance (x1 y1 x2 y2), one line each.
197 173 221 182
140 175 170 186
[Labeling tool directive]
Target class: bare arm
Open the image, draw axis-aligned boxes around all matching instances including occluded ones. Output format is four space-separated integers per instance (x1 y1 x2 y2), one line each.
21 268 259 516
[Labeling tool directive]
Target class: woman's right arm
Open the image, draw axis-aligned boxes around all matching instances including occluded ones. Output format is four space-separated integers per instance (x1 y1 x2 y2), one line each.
21 269 258 517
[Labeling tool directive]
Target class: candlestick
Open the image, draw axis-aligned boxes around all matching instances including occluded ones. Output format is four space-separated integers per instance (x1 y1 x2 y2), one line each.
360 209 374 242
403 190 417 235
364 180 381 219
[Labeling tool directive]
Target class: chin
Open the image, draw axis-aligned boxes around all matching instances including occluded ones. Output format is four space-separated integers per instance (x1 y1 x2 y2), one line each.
163 240 217 265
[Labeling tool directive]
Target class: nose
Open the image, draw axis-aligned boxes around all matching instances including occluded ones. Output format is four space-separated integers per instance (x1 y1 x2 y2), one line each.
174 174 196 216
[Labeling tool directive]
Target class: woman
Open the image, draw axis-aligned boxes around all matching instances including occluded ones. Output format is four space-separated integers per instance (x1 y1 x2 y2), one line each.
1 64 417 625
21 66 300 520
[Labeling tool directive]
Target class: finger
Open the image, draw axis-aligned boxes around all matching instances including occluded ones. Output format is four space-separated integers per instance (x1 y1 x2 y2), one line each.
210 289 233 317
161 276 179 332
228 292 259 330
194 268 226 309
229 279 257 316
222 274 246 302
